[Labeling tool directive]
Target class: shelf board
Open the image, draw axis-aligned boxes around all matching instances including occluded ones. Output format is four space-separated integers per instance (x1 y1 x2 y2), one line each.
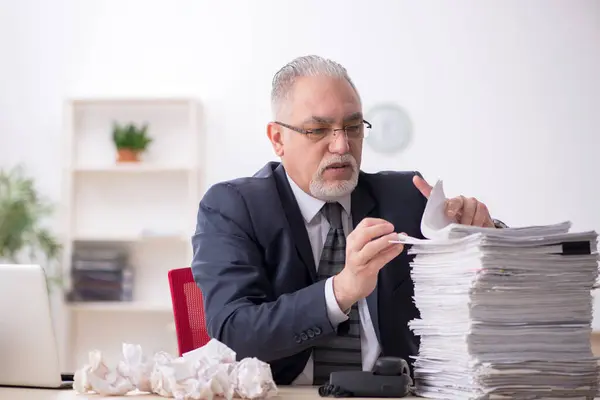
68 301 172 313
73 233 189 243
69 97 195 106
73 164 195 174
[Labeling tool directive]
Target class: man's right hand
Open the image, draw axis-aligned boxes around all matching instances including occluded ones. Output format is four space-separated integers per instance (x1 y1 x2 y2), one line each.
332 218 405 312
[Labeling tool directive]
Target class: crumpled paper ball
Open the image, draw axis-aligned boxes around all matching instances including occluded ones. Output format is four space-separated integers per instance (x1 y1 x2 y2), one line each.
73 349 135 395
117 343 154 392
73 339 278 399
231 358 278 399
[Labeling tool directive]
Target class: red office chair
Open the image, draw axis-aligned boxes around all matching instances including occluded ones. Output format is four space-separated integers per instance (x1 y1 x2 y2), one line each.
168 267 211 356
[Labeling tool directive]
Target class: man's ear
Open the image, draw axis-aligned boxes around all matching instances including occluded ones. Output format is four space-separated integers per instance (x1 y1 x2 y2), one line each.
267 122 284 157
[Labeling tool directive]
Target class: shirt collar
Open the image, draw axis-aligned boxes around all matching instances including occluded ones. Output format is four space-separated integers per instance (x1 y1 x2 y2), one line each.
286 172 351 223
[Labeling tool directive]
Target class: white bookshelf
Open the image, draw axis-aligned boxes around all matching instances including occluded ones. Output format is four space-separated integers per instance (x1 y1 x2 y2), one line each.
59 97 203 371
68 301 173 313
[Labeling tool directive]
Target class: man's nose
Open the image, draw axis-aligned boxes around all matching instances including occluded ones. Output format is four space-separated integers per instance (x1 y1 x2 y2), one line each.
328 131 350 154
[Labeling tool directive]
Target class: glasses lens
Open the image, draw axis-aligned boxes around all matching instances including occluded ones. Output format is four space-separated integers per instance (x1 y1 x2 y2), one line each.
345 125 361 138
362 122 371 138
307 128 331 141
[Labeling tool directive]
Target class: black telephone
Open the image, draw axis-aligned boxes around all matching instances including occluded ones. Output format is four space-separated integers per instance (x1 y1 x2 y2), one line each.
318 356 413 398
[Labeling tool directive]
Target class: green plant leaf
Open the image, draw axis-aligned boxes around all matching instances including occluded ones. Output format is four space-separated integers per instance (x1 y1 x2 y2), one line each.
0 164 63 290
111 121 153 151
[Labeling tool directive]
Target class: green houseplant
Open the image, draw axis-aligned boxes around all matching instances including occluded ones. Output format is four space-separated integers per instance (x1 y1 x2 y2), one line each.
112 122 153 162
0 165 62 289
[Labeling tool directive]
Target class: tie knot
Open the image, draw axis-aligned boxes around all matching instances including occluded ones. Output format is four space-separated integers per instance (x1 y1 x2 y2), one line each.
322 202 343 230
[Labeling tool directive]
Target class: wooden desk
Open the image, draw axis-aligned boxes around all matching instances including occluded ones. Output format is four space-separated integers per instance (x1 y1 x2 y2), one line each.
4 335 599 400
0 386 417 399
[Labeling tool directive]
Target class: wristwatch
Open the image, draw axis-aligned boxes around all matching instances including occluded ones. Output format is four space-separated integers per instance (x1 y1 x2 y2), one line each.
493 219 508 229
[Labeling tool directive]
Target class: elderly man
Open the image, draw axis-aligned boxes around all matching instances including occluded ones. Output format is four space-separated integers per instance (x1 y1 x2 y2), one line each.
192 55 501 385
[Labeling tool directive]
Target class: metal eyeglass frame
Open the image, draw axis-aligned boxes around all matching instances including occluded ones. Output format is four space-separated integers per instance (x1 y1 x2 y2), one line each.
273 120 372 138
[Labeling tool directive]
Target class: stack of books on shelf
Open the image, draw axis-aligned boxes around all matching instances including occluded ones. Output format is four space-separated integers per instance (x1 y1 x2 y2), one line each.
67 247 133 302
393 181 600 399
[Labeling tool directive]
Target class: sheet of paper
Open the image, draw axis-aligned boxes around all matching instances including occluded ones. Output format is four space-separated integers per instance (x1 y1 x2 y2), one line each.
420 180 454 239
391 179 470 243
391 179 573 245
390 179 600 399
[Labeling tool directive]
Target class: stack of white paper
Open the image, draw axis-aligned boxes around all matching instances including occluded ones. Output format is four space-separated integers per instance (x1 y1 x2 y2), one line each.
393 181 600 399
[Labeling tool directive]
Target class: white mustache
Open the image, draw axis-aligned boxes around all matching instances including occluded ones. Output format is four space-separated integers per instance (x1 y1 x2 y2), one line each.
318 154 357 175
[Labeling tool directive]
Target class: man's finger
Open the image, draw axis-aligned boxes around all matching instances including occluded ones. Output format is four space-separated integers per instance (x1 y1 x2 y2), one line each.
460 197 477 225
356 233 401 265
413 175 433 199
366 242 404 272
472 202 489 227
446 196 464 219
484 219 496 228
348 222 395 251
356 217 393 229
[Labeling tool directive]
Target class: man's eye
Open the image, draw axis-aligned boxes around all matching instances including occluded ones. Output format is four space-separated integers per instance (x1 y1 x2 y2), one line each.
309 128 330 135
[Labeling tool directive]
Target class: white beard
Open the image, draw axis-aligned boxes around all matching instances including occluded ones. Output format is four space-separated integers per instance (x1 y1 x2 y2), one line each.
309 154 359 201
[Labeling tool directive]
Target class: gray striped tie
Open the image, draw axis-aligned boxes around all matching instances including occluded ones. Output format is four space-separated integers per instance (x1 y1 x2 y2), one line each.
313 202 362 385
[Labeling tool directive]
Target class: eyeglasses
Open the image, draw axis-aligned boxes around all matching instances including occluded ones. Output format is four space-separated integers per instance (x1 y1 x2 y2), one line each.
273 120 372 141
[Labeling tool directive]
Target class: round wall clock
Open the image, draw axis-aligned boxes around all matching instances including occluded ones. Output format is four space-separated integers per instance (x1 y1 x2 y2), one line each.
365 103 413 154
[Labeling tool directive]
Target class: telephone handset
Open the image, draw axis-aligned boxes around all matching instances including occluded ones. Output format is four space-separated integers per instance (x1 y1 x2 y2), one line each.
318 356 413 398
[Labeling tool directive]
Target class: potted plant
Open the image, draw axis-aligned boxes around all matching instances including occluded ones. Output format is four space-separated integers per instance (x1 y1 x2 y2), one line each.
112 122 153 162
0 164 62 291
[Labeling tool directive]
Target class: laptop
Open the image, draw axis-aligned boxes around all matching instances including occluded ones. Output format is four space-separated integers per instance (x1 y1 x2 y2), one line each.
0 264 73 389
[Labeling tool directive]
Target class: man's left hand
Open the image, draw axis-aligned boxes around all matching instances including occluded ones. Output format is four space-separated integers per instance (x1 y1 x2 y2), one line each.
413 175 495 228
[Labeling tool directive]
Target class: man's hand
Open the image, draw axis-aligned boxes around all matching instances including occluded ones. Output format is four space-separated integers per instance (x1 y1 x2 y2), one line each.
413 175 495 228
333 218 404 311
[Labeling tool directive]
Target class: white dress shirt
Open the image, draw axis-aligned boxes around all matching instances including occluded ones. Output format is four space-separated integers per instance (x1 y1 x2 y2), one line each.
286 174 381 385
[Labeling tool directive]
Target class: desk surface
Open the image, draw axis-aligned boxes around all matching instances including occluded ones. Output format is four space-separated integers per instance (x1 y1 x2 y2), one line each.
0 386 417 399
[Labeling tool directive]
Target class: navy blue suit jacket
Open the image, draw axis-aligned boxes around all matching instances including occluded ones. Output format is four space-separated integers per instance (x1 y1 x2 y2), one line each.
191 161 427 384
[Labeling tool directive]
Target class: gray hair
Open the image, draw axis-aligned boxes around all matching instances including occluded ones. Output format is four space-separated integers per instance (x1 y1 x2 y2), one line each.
271 55 360 118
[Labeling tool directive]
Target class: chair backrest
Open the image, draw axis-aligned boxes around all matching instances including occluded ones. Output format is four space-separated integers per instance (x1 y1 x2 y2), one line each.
168 267 210 356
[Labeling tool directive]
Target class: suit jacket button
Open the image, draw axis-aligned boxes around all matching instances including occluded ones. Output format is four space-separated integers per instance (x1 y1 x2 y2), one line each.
314 327 322 335
300 332 308 341
294 335 302 343
307 329 315 338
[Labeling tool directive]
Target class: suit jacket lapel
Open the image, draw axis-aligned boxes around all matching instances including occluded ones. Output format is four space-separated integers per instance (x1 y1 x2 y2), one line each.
273 164 382 340
273 164 318 281
351 174 382 344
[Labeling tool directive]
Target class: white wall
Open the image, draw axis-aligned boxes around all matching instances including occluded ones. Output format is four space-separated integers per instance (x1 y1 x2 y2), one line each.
1 0 599 326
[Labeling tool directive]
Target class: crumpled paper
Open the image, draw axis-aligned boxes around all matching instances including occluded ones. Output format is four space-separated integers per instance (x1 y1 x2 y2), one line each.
73 349 135 395
74 339 278 399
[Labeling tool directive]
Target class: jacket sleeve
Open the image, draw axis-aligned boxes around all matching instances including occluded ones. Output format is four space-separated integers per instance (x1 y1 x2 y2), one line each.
191 182 336 362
